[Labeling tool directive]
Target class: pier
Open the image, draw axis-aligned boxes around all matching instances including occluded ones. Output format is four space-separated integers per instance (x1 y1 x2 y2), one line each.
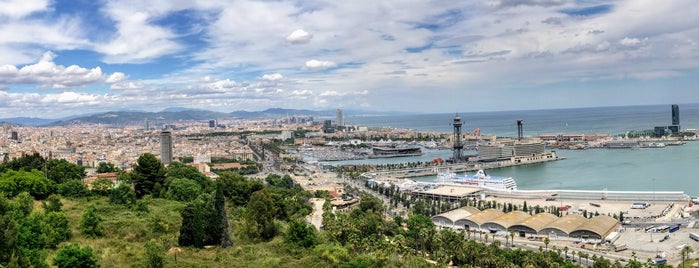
486 189 688 201
361 152 560 179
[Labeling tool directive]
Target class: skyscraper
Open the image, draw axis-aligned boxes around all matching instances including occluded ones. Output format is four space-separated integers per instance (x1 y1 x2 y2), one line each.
336 108 344 126
671 104 680 126
144 118 149 131
160 130 173 164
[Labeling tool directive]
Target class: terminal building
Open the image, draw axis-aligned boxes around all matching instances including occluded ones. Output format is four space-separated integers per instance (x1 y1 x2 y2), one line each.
432 207 620 241
476 140 556 163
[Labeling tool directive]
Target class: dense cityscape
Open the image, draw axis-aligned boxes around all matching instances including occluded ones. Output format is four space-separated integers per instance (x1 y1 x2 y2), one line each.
2 0 699 267
0 105 697 267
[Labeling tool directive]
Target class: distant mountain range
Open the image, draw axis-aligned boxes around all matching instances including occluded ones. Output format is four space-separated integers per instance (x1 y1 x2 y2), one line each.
0 108 403 127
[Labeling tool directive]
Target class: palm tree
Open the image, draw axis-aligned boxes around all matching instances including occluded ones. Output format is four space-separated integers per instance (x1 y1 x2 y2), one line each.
484 233 489 243
577 250 582 264
681 245 693 268
563 246 569 259
543 237 550 251
509 231 515 247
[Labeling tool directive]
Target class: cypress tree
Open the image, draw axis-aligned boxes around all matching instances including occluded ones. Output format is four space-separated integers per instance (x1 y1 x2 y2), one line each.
178 204 196 247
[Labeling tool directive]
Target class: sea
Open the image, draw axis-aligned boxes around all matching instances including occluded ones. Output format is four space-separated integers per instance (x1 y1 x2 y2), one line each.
325 103 699 196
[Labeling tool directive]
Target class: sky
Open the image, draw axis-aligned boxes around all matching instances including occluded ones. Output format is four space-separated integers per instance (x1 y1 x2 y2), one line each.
0 0 698 118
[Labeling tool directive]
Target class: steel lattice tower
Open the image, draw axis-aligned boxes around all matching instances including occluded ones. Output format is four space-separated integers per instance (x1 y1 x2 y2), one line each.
452 114 464 162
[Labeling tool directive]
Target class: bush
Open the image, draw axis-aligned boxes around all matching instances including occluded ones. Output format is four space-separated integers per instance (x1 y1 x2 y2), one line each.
57 180 89 198
109 184 136 206
166 178 202 202
144 240 164 268
80 205 104 238
53 244 99 268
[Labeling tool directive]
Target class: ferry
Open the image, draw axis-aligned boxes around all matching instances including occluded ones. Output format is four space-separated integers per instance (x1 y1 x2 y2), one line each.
436 170 517 190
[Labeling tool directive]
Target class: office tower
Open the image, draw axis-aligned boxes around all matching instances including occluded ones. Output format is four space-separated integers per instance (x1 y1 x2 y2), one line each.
10 131 18 141
209 120 216 128
336 109 344 126
160 131 173 164
144 118 149 131
671 104 680 126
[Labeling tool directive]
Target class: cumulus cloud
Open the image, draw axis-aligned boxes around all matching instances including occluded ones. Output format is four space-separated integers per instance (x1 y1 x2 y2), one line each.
286 29 312 44
96 3 183 63
0 51 126 88
110 81 145 90
487 0 568 8
105 72 128 83
303 60 337 70
618 37 647 48
259 73 284 81
0 0 49 18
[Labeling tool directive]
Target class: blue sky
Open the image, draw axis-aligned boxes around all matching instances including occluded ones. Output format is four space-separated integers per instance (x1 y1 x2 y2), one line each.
0 0 698 118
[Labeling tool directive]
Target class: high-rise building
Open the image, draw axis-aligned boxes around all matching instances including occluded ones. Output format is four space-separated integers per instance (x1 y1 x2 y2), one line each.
10 131 18 141
336 109 344 126
671 104 680 126
144 118 149 131
160 131 173 164
209 120 216 128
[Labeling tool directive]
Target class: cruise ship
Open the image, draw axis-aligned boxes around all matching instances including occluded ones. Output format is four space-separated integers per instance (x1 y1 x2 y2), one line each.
436 170 517 191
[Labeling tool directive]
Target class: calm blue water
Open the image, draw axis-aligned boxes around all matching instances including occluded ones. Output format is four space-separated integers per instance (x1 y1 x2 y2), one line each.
335 104 699 196
347 103 699 137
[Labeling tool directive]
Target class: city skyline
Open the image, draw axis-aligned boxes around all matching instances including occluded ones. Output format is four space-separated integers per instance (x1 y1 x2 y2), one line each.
1 0 699 118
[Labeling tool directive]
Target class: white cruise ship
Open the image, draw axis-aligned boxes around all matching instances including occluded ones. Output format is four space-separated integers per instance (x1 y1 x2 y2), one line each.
436 170 517 191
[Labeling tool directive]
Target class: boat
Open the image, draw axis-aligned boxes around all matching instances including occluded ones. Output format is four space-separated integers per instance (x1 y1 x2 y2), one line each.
436 170 517 190
369 145 423 158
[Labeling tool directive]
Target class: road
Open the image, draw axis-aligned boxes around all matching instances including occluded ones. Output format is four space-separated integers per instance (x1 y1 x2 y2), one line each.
308 198 325 230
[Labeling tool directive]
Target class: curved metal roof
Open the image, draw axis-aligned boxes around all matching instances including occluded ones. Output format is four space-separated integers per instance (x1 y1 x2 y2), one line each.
456 208 504 227
571 215 619 239
539 214 588 235
431 206 480 224
509 212 559 232
484 211 531 229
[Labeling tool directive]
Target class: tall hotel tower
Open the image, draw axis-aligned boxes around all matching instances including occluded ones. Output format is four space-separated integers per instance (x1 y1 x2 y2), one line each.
160 131 173 164
336 109 344 126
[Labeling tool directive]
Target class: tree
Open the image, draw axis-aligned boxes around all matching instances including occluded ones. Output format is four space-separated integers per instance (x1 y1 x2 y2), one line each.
406 214 435 255
285 220 316 248
80 205 103 238
96 162 118 174
46 159 85 184
53 244 99 268
57 179 89 198
166 178 202 202
144 240 164 268
543 237 550 251
41 194 62 212
178 203 204 248
681 245 693 268
109 184 136 206
244 189 277 241
359 194 383 214
209 182 230 247
166 162 212 191
44 211 72 247
132 153 166 198
0 169 55 199
90 178 114 196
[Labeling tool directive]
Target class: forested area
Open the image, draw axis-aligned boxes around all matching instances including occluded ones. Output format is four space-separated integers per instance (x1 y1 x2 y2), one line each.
0 152 677 267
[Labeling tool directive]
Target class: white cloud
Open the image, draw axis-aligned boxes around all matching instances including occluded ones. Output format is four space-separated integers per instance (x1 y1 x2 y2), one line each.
618 37 646 48
110 81 145 90
259 73 283 81
286 29 312 44
303 60 337 70
0 51 125 88
105 72 128 83
0 0 49 18
96 3 183 63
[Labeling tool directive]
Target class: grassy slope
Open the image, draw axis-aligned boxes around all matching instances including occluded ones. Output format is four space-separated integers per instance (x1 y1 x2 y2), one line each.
46 196 343 268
